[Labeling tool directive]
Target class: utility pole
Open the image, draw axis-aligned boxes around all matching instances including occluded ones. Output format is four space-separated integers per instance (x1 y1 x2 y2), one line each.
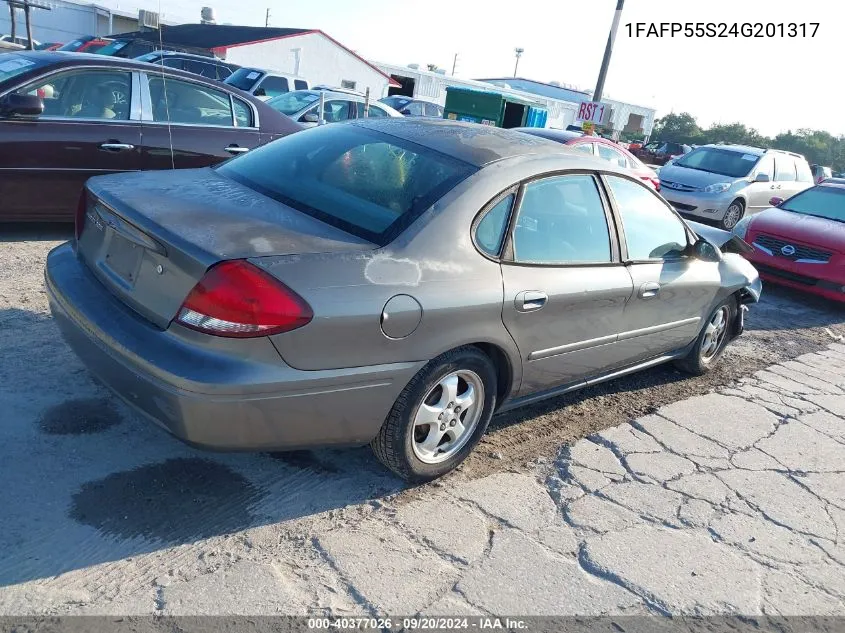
513 47 524 77
5 0 49 49
592 0 624 103
8 4 15 41
264 7 270 27
23 0 32 48
451 53 459 76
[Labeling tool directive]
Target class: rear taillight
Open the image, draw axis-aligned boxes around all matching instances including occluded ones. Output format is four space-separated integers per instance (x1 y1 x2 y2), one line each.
74 190 87 241
175 260 312 338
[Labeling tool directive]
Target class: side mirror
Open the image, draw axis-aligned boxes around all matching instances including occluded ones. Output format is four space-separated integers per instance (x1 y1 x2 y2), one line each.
691 238 721 262
301 111 320 123
0 93 44 117
769 196 784 206
754 172 771 183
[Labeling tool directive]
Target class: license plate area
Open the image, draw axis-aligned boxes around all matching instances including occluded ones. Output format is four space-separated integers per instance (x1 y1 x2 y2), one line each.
103 232 143 288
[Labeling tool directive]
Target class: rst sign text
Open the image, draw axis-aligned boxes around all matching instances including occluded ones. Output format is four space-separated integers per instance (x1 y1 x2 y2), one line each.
576 101 609 125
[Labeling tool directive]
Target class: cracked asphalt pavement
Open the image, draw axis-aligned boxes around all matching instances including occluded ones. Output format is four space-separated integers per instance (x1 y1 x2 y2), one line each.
1 230 845 617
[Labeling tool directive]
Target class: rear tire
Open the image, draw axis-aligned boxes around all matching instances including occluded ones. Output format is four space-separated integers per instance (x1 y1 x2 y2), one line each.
675 297 737 376
371 347 497 482
719 199 745 231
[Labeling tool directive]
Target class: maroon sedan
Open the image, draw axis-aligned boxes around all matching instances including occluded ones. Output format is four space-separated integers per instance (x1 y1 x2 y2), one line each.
733 179 845 302
514 128 660 191
0 50 301 222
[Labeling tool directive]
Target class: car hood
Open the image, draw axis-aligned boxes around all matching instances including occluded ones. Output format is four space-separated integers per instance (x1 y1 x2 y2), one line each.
659 164 743 189
749 207 845 252
86 167 376 261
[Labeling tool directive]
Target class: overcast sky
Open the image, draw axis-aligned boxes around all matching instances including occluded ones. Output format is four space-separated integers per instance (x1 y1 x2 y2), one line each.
107 0 838 137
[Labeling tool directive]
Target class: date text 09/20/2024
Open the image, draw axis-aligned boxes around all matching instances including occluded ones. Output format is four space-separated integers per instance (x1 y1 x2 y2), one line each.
626 22 819 38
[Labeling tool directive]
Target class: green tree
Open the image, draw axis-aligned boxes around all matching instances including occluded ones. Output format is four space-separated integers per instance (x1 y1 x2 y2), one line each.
651 112 702 145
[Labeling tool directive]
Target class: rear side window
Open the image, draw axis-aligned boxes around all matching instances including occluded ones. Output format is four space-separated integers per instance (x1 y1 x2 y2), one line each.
606 175 688 260
512 175 611 265
217 125 477 244
294 79 308 90
572 143 594 155
257 75 289 97
796 161 813 183
424 103 442 117
774 157 796 182
148 76 234 126
597 144 628 168
475 194 514 257
233 97 253 127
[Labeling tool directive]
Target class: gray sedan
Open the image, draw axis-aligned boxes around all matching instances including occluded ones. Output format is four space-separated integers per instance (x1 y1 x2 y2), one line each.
45 119 761 481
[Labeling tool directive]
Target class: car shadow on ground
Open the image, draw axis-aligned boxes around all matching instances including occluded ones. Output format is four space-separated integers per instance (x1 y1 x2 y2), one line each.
0 222 73 243
0 309 405 590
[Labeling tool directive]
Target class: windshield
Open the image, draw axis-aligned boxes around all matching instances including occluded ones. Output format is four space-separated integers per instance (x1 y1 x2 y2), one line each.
217 124 477 244
674 147 760 178
0 54 45 85
225 68 264 90
266 90 320 115
381 96 411 109
780 186 845 222
93 40 129 56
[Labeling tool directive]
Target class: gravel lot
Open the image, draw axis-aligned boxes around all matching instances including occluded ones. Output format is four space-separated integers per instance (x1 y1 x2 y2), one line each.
1 225 844 616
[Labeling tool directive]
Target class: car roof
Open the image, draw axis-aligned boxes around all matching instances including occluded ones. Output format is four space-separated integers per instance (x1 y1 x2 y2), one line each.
350 118 601 168
139 50 231 61
703 143 766 155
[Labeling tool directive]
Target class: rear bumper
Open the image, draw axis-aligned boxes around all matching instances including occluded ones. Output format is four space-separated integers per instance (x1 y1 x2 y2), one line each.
45 243 424 450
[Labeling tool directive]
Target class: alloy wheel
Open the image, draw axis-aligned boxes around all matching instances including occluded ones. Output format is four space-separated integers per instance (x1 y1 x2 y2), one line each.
701 306 730 361
412 370 484 464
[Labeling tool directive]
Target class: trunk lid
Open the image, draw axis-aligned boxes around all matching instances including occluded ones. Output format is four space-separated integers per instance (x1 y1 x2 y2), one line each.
77 168 376 328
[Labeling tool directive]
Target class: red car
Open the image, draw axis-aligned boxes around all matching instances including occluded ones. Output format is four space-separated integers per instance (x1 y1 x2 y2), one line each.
514 128 660 190
733 179 845 301
57 36 113 54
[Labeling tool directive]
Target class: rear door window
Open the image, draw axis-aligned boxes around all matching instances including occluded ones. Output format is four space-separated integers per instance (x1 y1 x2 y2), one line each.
424 102 442 117
796 161 813 183
774 157 796 181
148 76 234 126
294 79 308 90
256 75 290 98
512 175 612 264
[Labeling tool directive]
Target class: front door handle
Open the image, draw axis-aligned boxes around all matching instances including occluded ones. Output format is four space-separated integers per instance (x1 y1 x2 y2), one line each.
100 142 135 152
515 290 547 312
225 145 249 154
639 282 661 299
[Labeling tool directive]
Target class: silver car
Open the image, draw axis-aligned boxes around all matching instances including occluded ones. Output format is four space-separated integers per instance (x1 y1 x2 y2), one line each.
659 144 813 230
265 88 402 127
45 119 761 481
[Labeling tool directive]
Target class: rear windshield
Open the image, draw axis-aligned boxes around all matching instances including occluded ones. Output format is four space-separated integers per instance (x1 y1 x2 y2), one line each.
780 186 845 222
0 54 46 84
93 40 129 56
225 68 263 91
217 124 478 244
674 147 760 178
58 38 91 51
265 90 320 115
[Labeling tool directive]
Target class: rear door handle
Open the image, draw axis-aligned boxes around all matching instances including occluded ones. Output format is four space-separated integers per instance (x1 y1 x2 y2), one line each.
225 145 249 154
100 142 135 152
515 290 547 312
639 282 661 299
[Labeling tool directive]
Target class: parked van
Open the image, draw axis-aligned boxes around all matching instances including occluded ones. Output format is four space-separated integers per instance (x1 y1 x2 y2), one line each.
224 68 309 100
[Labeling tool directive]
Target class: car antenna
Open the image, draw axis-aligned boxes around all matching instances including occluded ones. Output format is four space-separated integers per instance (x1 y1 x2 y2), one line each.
156 0 175 170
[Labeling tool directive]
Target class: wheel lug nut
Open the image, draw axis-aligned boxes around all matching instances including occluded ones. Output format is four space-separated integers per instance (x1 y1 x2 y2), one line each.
438 413 444 420
454 406 461 413
440 423 446 431
450 420 456 427
448 401 455 408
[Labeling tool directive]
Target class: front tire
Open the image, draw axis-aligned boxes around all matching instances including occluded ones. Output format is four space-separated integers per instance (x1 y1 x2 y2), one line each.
371 347 497 482
719 199 745 231
675 297 737 376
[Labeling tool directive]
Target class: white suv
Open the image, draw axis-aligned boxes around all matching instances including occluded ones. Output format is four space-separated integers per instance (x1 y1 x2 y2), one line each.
224 68 309 100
